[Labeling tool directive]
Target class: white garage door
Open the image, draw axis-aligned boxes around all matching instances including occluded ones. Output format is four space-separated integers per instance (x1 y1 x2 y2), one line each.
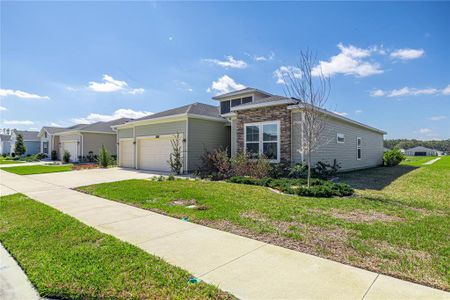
138 136 181 172
62 141 78 162
119 140 135 168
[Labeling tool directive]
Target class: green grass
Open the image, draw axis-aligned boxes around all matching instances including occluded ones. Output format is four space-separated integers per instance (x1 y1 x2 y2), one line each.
0 193 232 299
79 157 450 291
2 164 73 175
401 156 437 167
0 159 22 165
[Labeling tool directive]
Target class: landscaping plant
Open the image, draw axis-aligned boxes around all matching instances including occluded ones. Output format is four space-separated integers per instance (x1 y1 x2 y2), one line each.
383 148 406 167
62 150 71 163
97 144 112 168
314 159 341 179
196 147 231 180
168 133 183 174
51 150 57 161
14 134 27 156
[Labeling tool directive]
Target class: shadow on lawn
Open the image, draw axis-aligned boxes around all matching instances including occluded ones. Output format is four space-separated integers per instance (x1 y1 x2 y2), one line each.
338 165 418 191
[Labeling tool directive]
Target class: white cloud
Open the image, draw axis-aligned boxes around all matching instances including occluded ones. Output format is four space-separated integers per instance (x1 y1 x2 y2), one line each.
3 120 34 125
168 36 173 41
0 89 50 100
253 51 275 61
273 65 302 84
429 116 447 121
175 80 193 92
88 74 128 92
418 128 432 134
355 110 363 114
442 84 450 96
371 86 439 97
50 122 62 127
72 108 153 124
127 88 145 95
333 111 348 117
29 127 39 131
202 56 248 69
207 75 245 95
312 43 383 77
0 106 6 111
390 48 424 60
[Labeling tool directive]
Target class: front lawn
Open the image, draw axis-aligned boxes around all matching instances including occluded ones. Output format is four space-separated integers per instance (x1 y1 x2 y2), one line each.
2 164 73 175
0 194 232 299
78 157 450 291
0 159 22 165
401 155 437 167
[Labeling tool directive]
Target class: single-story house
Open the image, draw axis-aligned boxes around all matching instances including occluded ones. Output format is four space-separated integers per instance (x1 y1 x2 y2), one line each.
113 102 230 172
0 134 11 155
214 88 386 171
10 130 40 156
114 88 385 173
405 146 439 156
40 118 132 162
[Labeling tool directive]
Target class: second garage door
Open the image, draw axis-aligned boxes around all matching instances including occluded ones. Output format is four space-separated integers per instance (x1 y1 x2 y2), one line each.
138 136 181 172
119 140 135 168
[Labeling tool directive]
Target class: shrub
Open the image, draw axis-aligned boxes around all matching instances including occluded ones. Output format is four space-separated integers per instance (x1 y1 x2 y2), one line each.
383 149 405 167
97 144 112 168
62 150 71 163
231 152 272 179
51 150 57 161
11 152 16 158
288 163 308 179
314 159 341 179
296 185 333 198
196 147 231 180
168 133 183 175
36 153 47 160
167 174 175 181
2 153 6 158
14 134 26 156
268 163 290 179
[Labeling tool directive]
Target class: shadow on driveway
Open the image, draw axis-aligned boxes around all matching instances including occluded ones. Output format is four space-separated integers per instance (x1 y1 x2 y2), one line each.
338 165 418 191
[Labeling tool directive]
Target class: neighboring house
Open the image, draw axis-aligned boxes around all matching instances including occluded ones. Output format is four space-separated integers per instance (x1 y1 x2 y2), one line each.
0 134 11 155
38 126 71 157
383 147 391 152
114 88 385 173
404 146 439 156
10 130 40 155
214 87 386 171
51 118 132 162
113 102 230 172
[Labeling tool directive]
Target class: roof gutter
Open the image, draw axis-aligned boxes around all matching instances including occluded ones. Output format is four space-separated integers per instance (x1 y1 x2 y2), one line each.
231 99 298 111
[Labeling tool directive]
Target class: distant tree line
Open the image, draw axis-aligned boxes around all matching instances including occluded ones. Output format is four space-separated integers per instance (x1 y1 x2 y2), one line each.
384 139 450 153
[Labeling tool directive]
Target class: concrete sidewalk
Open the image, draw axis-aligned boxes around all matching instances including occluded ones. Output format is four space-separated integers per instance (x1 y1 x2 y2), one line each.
423 157 441 165
1 169 448 300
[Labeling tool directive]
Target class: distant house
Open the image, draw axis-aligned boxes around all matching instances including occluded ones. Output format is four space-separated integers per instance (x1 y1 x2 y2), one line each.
40 118 132 162
383 147 390 152
405 146 439 156
0 134 11 155
10 130 40 155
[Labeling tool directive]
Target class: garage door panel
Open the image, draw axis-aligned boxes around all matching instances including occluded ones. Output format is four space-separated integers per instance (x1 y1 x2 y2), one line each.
120 140 134 168
138 137 182 172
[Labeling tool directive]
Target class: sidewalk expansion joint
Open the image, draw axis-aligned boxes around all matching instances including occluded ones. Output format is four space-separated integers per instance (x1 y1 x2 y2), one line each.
135 227 199 245
198 244 268 278
94 213 152 227
361 273 379 300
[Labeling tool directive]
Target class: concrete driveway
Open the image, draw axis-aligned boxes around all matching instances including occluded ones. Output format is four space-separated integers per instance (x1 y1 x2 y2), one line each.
25 167 164 188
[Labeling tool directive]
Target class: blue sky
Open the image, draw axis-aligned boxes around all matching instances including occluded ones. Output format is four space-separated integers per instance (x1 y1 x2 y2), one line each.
1 1 449 140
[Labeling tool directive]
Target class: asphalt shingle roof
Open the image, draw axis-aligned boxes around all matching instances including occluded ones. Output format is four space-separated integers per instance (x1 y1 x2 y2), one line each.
212 87 273 100
43 126 69 135
14 130 40 140
74 118 133 133
133 102 222 122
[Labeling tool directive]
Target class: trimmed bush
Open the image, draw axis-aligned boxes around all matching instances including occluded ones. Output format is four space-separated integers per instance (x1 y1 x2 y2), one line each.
383 149 405 167
51 150 58 161
62 150 71 164
97 144 112 168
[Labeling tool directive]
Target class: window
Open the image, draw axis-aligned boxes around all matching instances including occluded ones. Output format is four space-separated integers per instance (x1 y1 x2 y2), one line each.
245 121 280 161
231 98 242 107
337 133 345 143
43 141 49 154
44 131 47 138
357 137 362 160
242 96 252 104
220 101 231 114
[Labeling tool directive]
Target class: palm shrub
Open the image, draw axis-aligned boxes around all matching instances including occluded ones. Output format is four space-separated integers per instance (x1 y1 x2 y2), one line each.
97 144 112 168
168 133 183 175
383 148 405 167
14 134 27 156
62 150 71 163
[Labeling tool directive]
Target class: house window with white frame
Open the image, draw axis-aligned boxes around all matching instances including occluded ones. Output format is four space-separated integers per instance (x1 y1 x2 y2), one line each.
337 133 345 143
245 121 280 161
357 137 362 160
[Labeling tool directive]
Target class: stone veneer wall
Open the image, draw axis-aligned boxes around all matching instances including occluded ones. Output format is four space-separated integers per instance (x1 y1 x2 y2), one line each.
235 105 291 163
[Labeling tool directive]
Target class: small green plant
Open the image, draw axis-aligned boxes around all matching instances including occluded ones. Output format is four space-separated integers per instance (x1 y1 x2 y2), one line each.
14 134 27 156
51 150 58 161
167 174 175 181
97 144 112 168
383 148 405 167
62 150 71 163
168 133 183 175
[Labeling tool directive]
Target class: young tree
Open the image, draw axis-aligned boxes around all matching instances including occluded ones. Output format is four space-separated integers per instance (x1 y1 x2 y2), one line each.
97 144 112 168
281 50 331 187
14 134 27 156
168 133 183 175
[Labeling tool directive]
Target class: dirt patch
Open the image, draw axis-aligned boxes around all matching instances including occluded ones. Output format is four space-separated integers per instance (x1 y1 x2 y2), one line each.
171 199 197 206
240 211 269 222
327 209 404 223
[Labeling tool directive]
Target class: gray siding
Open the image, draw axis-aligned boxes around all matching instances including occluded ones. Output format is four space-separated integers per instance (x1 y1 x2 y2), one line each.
187 118 230 171
82 133 117 156
135 121 186 137
118 128 133 139
292 112 383 171
24 141 40 155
